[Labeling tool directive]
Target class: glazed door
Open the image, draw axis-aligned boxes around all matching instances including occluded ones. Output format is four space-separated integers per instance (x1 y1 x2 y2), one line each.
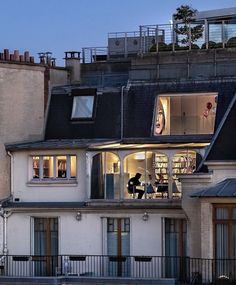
165 218 187 280
107 218 130 277
34 218 58 276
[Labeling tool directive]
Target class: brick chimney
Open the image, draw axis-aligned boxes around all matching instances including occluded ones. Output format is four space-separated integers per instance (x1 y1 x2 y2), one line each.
65 51 81 84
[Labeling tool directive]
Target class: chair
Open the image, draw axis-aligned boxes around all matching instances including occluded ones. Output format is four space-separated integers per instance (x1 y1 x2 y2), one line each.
127 185 136 199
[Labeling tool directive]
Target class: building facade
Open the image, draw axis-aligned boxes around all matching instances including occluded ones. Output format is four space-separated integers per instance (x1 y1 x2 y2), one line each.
0 7 236 284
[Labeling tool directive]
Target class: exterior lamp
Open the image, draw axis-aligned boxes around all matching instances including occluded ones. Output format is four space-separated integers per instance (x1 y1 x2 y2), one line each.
142 212 149 221
76 211 82 221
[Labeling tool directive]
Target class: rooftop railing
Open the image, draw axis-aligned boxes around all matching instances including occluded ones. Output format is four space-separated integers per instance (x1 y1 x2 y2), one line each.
81 20 236 63
0 255 235 284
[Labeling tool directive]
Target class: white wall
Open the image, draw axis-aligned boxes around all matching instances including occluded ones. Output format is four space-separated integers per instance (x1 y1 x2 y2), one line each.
6 210 185 256
12 150 87 202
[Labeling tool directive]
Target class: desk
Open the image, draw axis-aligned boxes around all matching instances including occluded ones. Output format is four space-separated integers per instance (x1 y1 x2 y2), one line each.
156 184 168 198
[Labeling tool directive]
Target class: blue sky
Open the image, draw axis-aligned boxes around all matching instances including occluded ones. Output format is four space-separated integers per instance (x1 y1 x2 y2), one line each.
2 0 236 66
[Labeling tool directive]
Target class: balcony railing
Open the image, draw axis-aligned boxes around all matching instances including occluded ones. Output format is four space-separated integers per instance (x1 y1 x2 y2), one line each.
0 255 235 284
81 20 236 63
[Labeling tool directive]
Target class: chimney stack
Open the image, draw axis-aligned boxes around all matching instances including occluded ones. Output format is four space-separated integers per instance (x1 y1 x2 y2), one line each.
65 51 81 84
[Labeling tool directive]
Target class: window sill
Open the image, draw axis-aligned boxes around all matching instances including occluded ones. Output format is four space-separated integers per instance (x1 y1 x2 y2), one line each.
27 179 78 187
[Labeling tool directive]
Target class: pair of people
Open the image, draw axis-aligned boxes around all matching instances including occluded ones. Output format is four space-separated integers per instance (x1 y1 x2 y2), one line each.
127 173 155 199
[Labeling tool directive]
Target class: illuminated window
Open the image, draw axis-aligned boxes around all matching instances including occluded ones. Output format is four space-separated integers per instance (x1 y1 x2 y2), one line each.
91 152 120 199
71 95 94 119
32 155 77 180
153 93 217 135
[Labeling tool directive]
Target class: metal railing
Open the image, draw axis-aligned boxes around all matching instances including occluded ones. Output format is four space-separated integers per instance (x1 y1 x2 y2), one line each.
81 20 236 63
0 255 236 283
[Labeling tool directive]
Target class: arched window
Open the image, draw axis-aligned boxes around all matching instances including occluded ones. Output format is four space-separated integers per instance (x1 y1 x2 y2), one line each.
91 152 120 199
124 151 169 199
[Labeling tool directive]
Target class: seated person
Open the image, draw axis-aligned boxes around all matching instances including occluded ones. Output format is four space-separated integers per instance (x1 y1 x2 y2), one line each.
127 173 144 199
146 174 156 194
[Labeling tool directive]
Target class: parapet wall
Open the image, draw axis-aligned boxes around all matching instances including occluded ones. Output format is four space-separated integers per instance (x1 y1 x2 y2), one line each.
130 48 236 81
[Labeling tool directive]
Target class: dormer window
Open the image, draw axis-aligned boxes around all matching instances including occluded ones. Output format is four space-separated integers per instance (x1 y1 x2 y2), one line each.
153 92 218 136
71 95 95 119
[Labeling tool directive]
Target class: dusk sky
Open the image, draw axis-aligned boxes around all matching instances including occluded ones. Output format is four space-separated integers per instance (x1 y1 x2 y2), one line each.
2 0 236 66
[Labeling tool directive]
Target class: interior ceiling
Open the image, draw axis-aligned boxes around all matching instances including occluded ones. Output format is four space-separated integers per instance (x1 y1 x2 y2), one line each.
88 142 209 150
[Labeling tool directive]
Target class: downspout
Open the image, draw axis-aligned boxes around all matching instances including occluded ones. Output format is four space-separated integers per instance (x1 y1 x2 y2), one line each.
7 151 13 197
120 85 125 200
0 151 15 255
1 210 11 255
121 85 125 140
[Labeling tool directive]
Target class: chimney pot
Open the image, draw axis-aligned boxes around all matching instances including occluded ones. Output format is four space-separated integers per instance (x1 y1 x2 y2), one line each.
4 49 10 61
14 50 20 61
24 51 30 62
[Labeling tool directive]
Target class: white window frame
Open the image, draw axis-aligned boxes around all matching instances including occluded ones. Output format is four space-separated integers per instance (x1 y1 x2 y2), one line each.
71 95 95 119
31 155 76 181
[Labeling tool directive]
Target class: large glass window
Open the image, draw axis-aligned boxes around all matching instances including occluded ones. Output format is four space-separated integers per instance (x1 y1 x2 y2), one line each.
91 152 120 199
153 93 217 136
71 95 95 119
32 155 77 181
172 150 197 194
124 151 169 199
209 19 236 44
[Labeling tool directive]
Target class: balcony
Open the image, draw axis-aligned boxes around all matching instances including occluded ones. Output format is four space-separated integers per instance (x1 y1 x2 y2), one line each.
81 19 236 63
0 255 234 284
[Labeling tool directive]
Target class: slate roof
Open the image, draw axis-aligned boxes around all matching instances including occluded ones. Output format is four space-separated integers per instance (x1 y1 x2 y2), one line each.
5 139 120 151
124 80 236 138
45 87 121 140
199 93 236 163
5 79 236 151
191 178 236 197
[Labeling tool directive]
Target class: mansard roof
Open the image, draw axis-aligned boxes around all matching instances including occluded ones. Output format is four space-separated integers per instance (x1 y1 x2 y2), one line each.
200 93 236 162
45 87 121 140
44 80 236 142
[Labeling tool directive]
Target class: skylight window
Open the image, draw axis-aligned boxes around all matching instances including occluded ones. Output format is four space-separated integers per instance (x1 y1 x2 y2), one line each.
71 95 95 119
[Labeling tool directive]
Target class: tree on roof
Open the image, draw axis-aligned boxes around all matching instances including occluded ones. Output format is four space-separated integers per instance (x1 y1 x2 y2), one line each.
173 5 203 46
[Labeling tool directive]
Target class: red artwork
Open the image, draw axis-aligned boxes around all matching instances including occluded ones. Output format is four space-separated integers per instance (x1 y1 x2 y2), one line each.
203 102 212 118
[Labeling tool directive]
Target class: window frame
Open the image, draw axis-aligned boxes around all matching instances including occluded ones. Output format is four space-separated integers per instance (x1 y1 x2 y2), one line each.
213 204 236 259
153 92 218 136
31 155 77 182
71 94 96 121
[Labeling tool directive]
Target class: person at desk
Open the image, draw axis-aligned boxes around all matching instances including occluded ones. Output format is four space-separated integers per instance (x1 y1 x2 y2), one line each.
127 173 144 199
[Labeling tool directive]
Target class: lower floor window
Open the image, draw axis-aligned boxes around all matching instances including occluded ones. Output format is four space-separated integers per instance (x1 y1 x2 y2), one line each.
32 155 77 180
214 205 236 278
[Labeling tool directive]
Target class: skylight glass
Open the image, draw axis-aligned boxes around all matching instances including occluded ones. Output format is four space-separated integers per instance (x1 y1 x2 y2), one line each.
71 95 94 119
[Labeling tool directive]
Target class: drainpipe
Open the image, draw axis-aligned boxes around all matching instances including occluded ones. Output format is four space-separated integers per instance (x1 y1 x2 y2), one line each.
7 151 13 197
1 210 11 255
121 86 125 140
0 151 15 255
